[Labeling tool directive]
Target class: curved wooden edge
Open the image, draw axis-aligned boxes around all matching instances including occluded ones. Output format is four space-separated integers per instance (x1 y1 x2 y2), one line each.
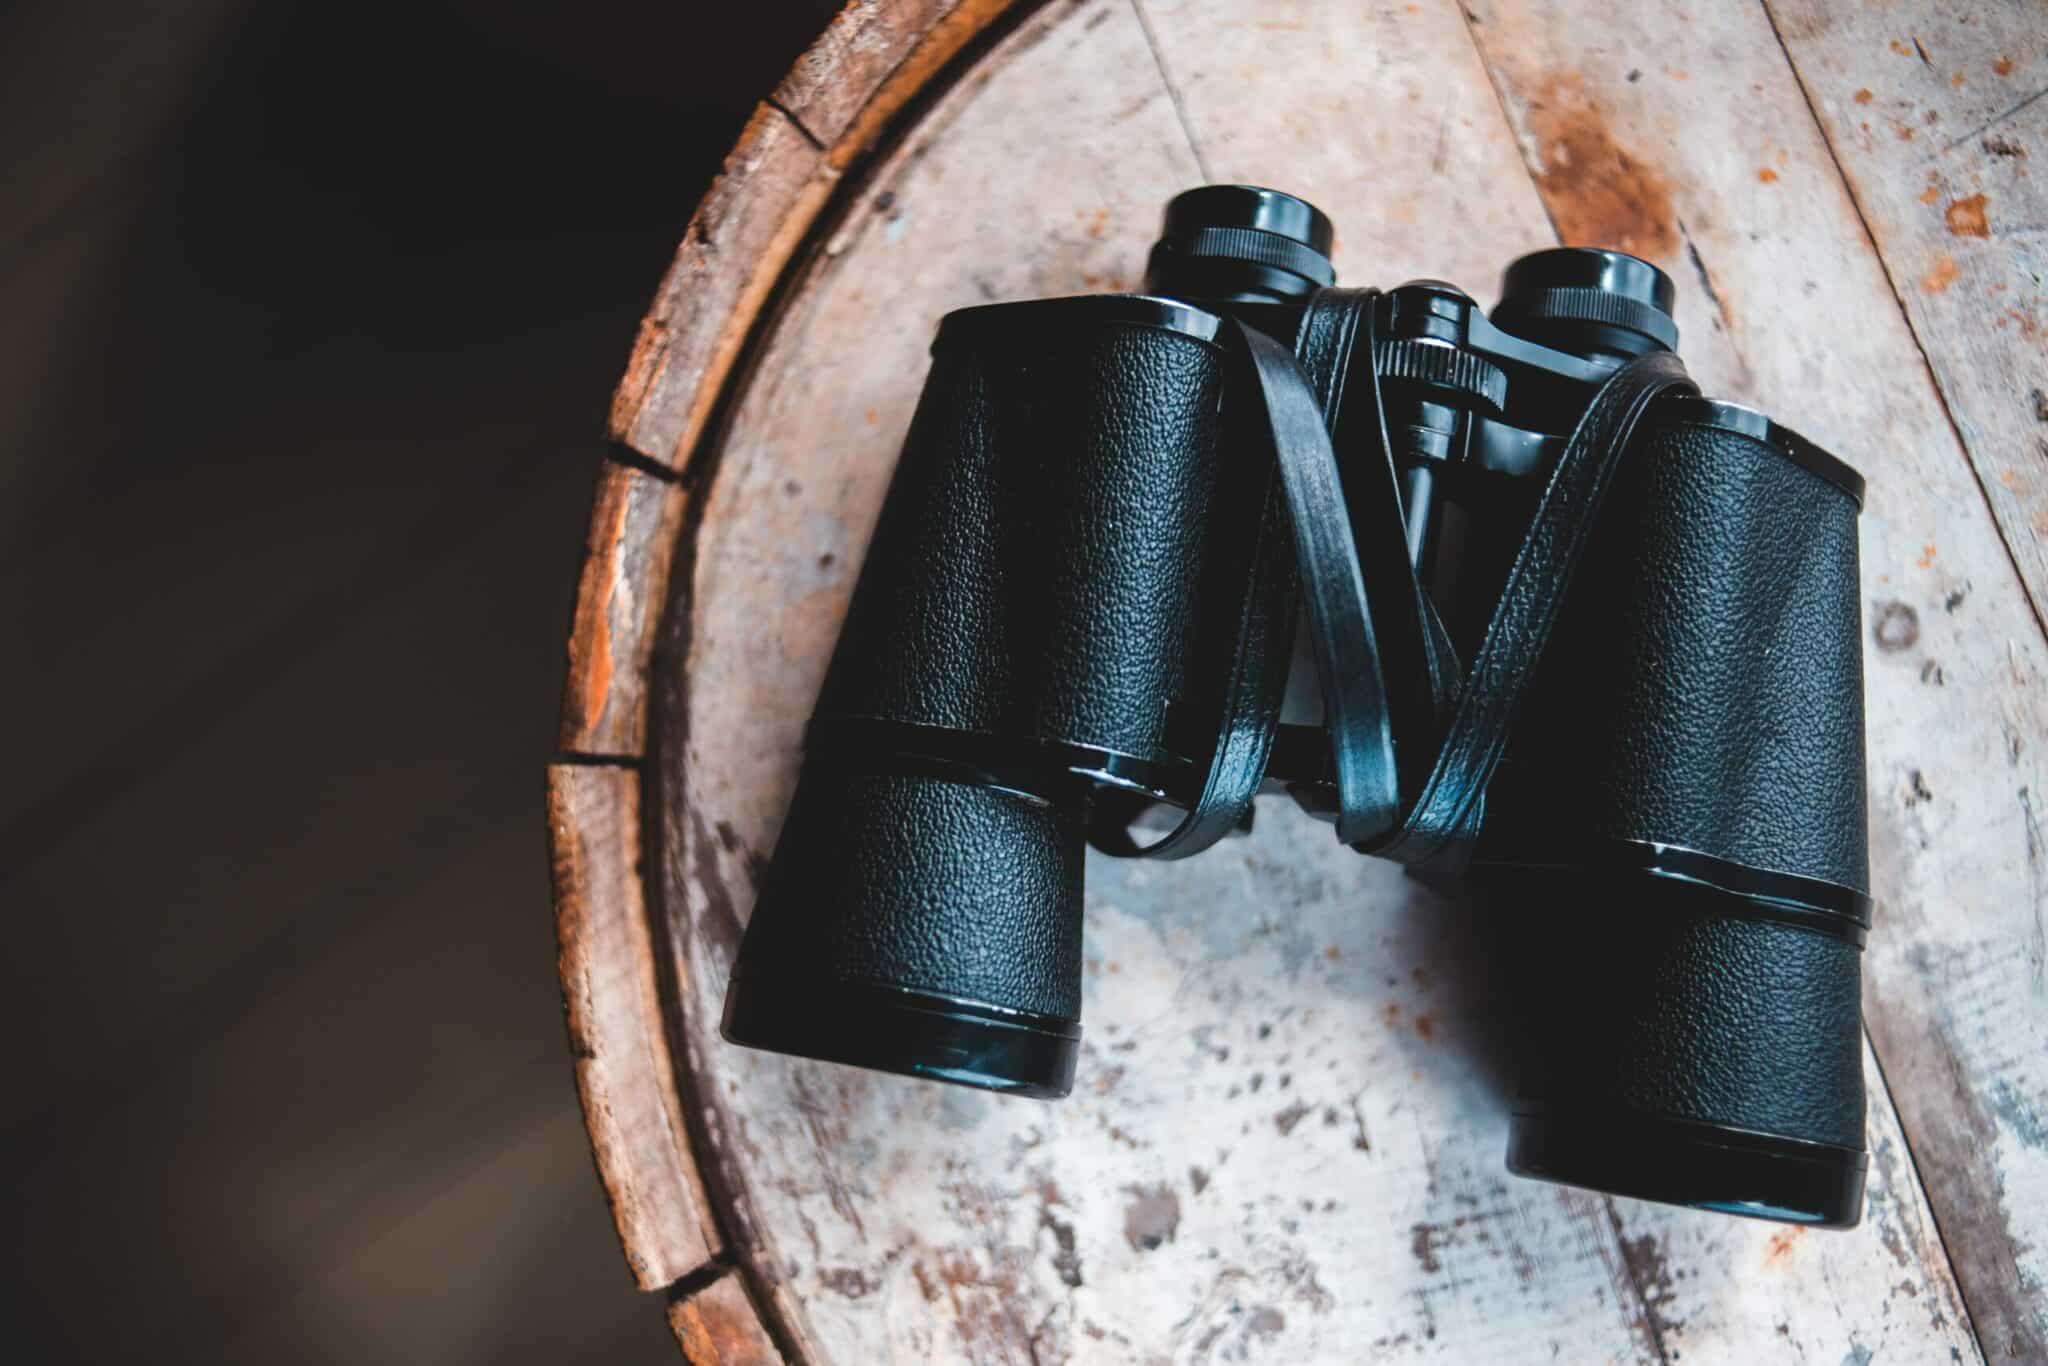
668 1272 783 1366
560 458 692 757
552 0 2048 1358
606 0 1029 472
571 0 1034 768
554 0 1041 1350
548 763 722 1290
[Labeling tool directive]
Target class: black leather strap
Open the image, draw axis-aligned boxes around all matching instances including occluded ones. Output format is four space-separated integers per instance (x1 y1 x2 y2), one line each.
1295 291 1461 820
1102 316 1391 858
1368 348 1697 870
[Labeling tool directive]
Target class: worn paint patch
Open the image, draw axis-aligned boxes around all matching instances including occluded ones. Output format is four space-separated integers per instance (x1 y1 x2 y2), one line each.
1522 72 1679 260
1766 1226 1807 1263
1121 1183 1181 1252
1040 1204 1084 1288
1274 1101 1313 1136
1945 193 1990 237
1618 1230 1681 1345
686 807 746 965
1989 1078 2048 1151
817 1266 871 1297
1873 601 1921 652
1922 253 1959 292
1411 1222 1443 1273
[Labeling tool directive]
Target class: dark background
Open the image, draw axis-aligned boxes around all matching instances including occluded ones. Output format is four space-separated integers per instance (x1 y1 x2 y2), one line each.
2 1 835 1359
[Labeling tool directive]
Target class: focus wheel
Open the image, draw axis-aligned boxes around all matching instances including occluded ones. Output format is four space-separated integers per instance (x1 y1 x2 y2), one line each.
1493 285 1679 352
1374 338 1509 414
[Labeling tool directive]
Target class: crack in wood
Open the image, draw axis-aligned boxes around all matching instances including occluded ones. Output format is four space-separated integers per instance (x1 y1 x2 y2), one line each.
1128 0 1214 183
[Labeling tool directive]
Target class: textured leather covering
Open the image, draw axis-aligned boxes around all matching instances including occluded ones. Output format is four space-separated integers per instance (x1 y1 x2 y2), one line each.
742 771 1085 1019
1507 903 1866 1149
1485 409 1870 1149
816 314 1237 756
1488 412 1870 889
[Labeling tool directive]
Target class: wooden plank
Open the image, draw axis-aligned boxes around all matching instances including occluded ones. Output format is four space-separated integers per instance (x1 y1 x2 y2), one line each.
774 0 1015 155
1133 0 1555 289
561 460 692 757
609 105 827 469
1459 3 2045 1358
552 763 724 1288
1768 0 2048 634
664 4 1209 1359
607 1 1028 471
669 1272 784 1365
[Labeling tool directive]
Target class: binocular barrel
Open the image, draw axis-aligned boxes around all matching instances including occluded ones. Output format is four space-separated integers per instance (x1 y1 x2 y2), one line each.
723 296 1262 1097
722 185 1876 1229
1481 399 1872 1225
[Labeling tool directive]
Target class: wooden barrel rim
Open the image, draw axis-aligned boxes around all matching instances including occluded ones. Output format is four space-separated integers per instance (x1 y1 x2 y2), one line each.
550 3 1039 1359
547 1 2048 1360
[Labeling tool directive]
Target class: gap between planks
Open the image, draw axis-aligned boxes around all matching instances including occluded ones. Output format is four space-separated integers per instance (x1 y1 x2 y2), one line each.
1754 0 2048 652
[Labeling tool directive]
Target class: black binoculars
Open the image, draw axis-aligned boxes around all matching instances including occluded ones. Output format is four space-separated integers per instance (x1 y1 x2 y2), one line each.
722 186 1873 1228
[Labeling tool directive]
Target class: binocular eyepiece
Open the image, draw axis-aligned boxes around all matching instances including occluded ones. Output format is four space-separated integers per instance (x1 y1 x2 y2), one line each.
722 186 1873 1229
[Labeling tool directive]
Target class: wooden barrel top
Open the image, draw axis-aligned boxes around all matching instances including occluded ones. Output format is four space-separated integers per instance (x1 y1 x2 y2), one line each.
547 2 2048 1360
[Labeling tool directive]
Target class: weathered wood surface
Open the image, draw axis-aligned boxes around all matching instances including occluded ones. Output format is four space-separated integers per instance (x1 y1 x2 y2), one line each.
551 764 721 1287
1464 3 2048 1358
556 0 2048 1358
561 462 691 757
606 0 1023 469
669 1272 785 1365
1769 0 2048 634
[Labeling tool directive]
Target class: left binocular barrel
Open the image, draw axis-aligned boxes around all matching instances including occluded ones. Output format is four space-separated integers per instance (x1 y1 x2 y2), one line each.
722 294 1243 1098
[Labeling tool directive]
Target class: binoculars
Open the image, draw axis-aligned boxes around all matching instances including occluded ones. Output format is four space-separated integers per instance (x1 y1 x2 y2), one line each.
722 186 1873 1228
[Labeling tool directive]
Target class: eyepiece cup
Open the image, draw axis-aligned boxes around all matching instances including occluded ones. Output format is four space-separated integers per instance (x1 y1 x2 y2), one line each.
722 976 1079 1098
1493 246 1681 357
1157 184 1335 255
1146 184 1338 302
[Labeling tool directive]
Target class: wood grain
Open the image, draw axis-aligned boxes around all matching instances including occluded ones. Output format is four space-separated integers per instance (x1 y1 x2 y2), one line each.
607 0 1028 471
551 763 721 1290
1768 0 2048 637
561 458 691 757
608 104 826 471
669 1272 783 1366
1459 3 2046 1357
774 0 1017 158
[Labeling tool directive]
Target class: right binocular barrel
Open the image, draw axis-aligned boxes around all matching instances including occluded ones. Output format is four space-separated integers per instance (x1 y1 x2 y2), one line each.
1481 397 1873 1226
